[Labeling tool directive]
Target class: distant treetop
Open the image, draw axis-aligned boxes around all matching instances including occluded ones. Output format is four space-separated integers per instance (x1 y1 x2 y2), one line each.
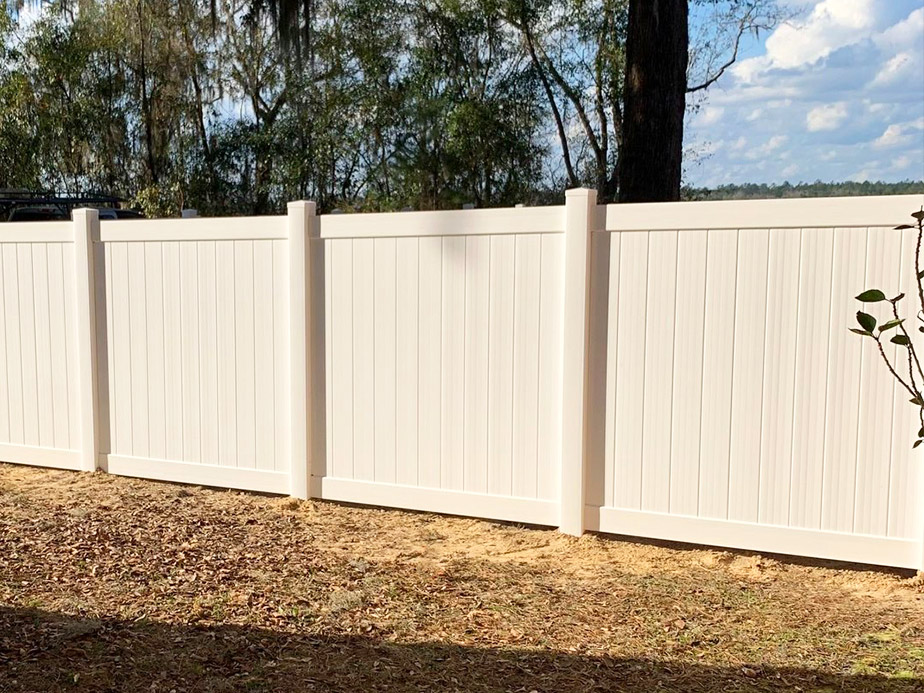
683 180 924 201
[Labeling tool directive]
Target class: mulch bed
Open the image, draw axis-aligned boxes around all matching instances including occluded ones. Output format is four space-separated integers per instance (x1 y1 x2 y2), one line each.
1 463 922 691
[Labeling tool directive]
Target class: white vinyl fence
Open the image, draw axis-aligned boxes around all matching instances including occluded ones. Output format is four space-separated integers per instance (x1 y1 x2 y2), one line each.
1 192 922 569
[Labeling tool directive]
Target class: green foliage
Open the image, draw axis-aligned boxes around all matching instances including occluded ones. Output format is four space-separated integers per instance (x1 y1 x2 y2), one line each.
0 0 554 213
851 210 924 448
1 0 792 213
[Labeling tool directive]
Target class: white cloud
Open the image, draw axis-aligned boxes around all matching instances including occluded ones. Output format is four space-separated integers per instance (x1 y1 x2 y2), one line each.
806 102 849 131
873 118 924 148
745 135 789 159
871 51 915 86
733 0 880 81
693 106 725 128
684 1 924 186
873 8 924 50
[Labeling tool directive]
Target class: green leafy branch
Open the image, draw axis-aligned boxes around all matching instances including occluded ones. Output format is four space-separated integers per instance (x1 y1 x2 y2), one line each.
852 209 924 448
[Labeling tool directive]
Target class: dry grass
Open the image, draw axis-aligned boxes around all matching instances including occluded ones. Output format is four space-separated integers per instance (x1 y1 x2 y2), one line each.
0 462 922 692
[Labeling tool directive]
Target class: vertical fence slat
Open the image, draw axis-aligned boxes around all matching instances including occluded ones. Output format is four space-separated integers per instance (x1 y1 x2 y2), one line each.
888 225 917 538
669 229 707 516
330 238 354 479
440 236 466 491
790 228 834 529
487 235 515 496
197 241 219 465
537 233 565 502
128 243 149 457
697 229 736 519
253 241 275 471
612 231 648 511
163 242 183 461
512 234 541 499
418 237 442 489
273 239 290 473
374 237 397 484
2 246 22 445
854 226 901 536
234 241 257 469
641 231 677 513
463 236 490 494
32 245 54 448
352 239 375 482
821 227 866 532
758 227 800 525
18 245 38 446
602 234 621 510
727 229 769 523
395 238 419 486
215 241 237 467
144 243 166 460
179 243 201 463
46 244 69 449
110 243 132 455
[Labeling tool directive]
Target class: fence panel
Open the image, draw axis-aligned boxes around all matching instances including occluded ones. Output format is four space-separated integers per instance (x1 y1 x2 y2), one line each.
588 195 924 569
97 218 290 493
0 224 81 470
311 208 566 526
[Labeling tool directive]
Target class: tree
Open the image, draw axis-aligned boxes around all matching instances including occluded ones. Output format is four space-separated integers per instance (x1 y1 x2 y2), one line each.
507 0 784 202
2 0 785 211
617 0 687 202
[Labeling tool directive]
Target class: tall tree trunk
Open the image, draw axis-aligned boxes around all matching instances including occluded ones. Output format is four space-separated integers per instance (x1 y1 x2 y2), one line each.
618 0 688 203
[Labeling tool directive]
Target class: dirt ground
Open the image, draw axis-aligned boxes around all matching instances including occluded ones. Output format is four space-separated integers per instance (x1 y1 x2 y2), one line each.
0 463 922 692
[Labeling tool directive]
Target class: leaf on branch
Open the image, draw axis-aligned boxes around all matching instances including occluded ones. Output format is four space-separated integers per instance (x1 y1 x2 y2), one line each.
855 289 886 302
879 319 904 332
891 334 911 346
914 439 922 449
894 224 914 230
917 426 924 438
912 210 924 221
909 396 923 406
849 328 873 336
891 293 905 302
856 311 877 332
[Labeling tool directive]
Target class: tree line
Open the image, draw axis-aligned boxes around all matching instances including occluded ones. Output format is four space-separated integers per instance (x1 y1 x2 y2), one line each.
2 1 784 215
684 180 924 201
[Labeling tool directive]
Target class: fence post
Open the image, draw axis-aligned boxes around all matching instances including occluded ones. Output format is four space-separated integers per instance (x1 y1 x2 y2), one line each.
73 208 102 473
559 188 597 536
288 201 317 499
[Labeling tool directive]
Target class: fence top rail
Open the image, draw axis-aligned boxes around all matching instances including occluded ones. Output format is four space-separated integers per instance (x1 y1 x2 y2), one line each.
318 205 566 239
602 194 924 232
98 215 288 242
0 221 73 243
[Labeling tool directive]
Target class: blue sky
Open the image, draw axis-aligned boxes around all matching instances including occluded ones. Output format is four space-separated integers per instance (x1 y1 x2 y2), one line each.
684 0 924 186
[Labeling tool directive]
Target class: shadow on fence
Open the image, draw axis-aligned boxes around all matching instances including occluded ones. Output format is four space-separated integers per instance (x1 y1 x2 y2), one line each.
1 606 918 692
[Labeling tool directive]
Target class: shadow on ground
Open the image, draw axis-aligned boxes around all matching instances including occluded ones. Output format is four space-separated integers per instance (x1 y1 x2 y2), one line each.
0 606 919 692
